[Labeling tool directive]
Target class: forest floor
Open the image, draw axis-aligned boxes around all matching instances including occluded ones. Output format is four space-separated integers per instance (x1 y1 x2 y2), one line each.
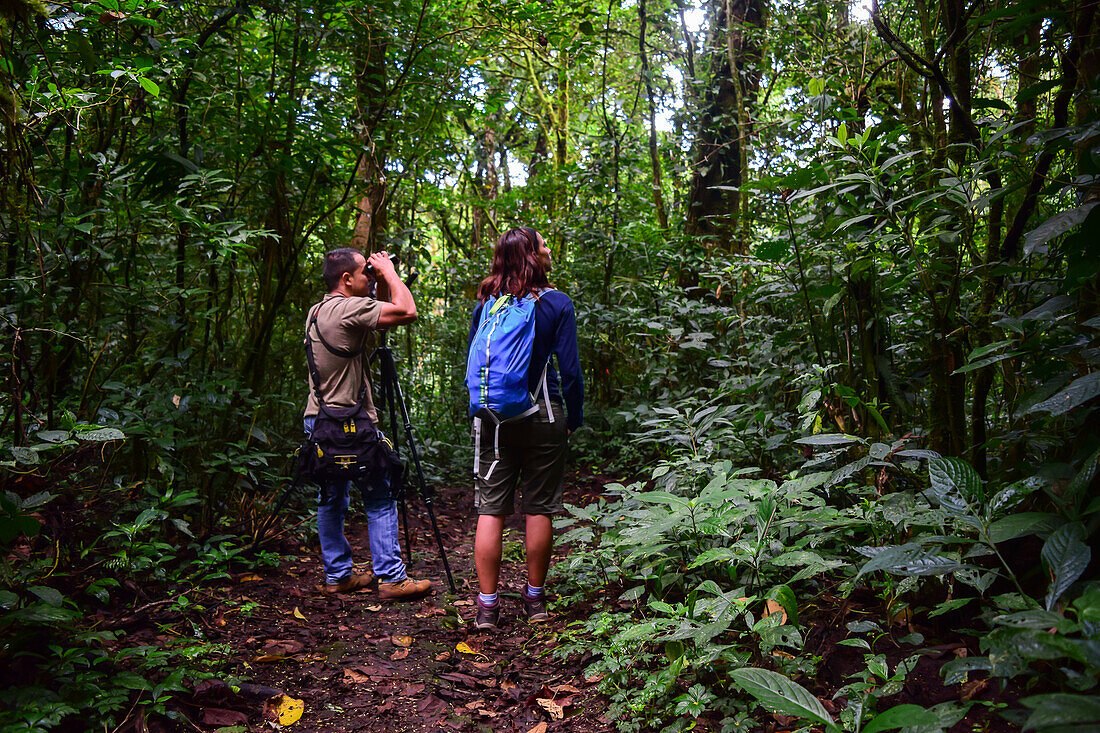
97 464 1023 733
141 466 618 732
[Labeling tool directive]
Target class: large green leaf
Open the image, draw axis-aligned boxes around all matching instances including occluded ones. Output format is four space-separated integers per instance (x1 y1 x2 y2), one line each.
1021 693 1100 730
929 457 982 508
1042 524 1091 611
987 512 1061 543
794 433 863 446
730 668 837 731
861 703 939 733
1028 372 1100 417
1064 446 1100 516
1024 202 1099 255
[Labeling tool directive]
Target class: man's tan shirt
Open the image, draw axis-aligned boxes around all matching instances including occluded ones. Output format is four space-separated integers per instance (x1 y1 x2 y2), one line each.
304 293 382 423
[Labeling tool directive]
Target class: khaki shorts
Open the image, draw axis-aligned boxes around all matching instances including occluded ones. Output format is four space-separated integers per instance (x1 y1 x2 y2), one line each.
473 401 568 515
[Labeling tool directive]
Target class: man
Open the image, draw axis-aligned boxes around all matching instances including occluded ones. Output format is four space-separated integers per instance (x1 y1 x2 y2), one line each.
304 248 431 601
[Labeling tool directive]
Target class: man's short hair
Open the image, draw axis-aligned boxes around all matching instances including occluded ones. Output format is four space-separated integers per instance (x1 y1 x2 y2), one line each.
323 248 362 292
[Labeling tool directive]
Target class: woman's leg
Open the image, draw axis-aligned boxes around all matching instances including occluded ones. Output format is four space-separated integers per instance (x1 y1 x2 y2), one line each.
524 513 553 588
474 514 506 594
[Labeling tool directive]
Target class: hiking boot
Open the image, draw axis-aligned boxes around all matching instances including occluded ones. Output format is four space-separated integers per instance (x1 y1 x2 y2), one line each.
378 577 432 602
521 591 549 622
318 572 375 595
474 599 500 631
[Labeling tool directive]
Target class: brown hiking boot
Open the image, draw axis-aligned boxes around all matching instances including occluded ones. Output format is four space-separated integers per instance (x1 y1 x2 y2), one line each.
521 591 549 622
378 577 432 602
474 598 500 631
318 572 375 595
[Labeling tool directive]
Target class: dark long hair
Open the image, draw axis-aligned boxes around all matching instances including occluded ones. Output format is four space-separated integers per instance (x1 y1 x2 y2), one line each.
476 227 551 301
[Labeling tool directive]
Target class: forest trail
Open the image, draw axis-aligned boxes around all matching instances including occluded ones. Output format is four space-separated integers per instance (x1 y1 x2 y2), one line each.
175 468 617 732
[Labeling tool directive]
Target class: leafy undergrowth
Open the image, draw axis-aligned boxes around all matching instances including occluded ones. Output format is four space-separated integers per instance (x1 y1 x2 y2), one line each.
549 437 1099 733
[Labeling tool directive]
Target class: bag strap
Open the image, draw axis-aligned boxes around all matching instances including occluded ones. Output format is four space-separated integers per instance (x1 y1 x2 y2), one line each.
305 304 367 409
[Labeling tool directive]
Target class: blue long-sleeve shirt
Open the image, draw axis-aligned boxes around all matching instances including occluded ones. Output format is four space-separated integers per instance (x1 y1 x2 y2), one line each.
468 289 584 431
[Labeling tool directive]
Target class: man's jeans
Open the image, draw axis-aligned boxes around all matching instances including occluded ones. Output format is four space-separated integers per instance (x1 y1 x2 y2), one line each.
304 417 407 585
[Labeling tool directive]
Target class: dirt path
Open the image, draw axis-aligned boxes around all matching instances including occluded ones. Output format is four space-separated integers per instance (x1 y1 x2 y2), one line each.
182 468 616 732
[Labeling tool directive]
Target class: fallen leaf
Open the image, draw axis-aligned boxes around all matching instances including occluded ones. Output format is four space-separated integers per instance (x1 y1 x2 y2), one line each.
454 599 474 606
263 640 305 655
237 573 263 583
584 673 605 685
435 651 452 662
343 668 371 684
536 698 564 720
550 683 581 694
365 604 382 613
267 694 304 726
763 599 788 625
252 654 289 663
292 607 307 621
961 678 990 701
391 648 409 660
392 635 413 647
528 721 549 732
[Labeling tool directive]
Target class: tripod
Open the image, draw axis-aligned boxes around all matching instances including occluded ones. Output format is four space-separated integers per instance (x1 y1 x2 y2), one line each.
371 330 457 593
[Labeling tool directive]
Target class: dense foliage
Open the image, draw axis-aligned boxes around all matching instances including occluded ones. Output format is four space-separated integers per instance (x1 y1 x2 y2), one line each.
1 0 1097 729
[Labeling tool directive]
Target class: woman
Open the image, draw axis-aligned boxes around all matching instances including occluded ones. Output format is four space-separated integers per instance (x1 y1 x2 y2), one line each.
467 227 583 631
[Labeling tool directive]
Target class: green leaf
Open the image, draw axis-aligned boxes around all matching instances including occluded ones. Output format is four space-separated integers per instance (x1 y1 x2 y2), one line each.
730 668 837 731
78 427 126 442
1021 693 1100 729
1024 202 1099 255
987 512 1061 543
138 76 160 96
941 656 991 685
1028 372 1100 417
766 584 799 626
928 457 980 511
1064 446 1100 516
28 586 63 606
795 433 863 446
927 597 975 618
861 703 939 733
35 430 71 443
10 446 40 464
1042 524 1091 611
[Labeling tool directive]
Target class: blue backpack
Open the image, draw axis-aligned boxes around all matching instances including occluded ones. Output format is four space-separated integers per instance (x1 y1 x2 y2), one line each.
465 291 554 480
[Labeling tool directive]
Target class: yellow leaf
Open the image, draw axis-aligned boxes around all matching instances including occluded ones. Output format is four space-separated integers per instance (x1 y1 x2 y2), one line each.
391 635 413 648
236 573 263 583
455 641 489 661
271 691 310 726
293 607 307 621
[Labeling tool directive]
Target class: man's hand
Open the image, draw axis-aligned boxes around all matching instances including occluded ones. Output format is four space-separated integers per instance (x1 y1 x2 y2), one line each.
371 250 417 328
367 251 398 280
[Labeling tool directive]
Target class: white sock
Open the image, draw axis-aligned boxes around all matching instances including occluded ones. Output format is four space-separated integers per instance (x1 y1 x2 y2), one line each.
525 584 544 598
479 592 498 606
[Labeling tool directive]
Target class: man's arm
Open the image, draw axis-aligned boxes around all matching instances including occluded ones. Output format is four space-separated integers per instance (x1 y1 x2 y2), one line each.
369 251 417 328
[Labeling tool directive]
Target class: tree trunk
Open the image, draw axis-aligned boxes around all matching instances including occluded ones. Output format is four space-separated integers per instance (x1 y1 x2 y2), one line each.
686 0 762 252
